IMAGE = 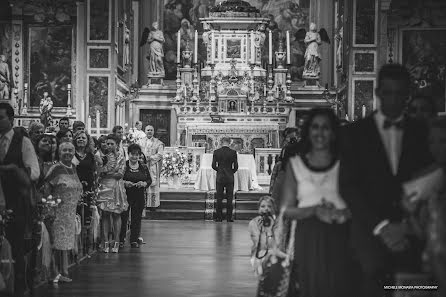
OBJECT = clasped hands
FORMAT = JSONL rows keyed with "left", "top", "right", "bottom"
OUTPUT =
{"left": 378, "top": 222, "right": 410, "bottom": 252}
{"left": 124, "top": 181, "right": 147, "bottom": 188}
{"left": 315, "top": 198, "right": 351, "bottom": 224}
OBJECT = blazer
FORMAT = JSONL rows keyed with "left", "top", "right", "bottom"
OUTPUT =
{"left": 212, "top": 146, "right": 238, "bottom": 184}
{"left": 339, "top": 114, "right": 434, "bottom": 262}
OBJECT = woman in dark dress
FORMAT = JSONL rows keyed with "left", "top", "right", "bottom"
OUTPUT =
{"left": 280, "top": 108, "right": 359, "bottom": 297}
{"left": 121, "top": 144, "right": 151, "bottom": 248}
{"left": 72, "top": 131, "right": 96, "bottom": 191}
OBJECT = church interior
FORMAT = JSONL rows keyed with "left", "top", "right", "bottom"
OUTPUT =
{"left": 0, "top": 0, "right": 445, "bottom": 296}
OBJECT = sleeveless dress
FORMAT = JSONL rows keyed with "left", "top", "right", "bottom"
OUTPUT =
{"left": 45, "top": 163, "right": 83, "bottom": 250}
{"left": 288, "top": 155, "right": 359, "bottom": 297}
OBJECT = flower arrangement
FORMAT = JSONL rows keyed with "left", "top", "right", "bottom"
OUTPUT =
{"left": 161, "top": 150, "right": 190, "bottom": 178}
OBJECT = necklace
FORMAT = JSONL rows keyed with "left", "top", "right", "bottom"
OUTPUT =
{"left": 129, "top": 161, "right": 139, "bottom": 171}
{"left": 76, "top": 150, "right": 86, "bottom": 160}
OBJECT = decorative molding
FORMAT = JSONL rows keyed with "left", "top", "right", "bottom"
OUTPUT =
{"left": 87, "top": 0, "right": 112, "bottom": 43}
{"left": 12, "top": 22, "right": 23, "bottom": 106}
{"left": 353, "top": 0, "right": 379, "bottom": 47}
{"left": 353, "top": 50, "right": 377, "bottom": 74}
{"left": 87, "top": 46, "right": 111, "bottom": 70}
{"left": 387, "top": 28, "right": 396, "bottom": 64}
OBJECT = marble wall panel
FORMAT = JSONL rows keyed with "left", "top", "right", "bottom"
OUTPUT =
{"left": 88, "top": 76, "right": 109, "bottom": 128}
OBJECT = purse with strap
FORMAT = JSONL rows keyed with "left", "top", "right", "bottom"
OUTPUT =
{"left": 256, "top": 217, "right": 297, "bottom": 297}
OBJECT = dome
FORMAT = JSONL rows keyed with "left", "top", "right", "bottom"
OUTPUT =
{"left": 209, "top": 0, "right": 260, "bottom": 14}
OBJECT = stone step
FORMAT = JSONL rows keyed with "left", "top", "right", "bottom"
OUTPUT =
{"left": 235, "top": 200, "right": 258, "bottom": 211}
{"left": 160, "top": 200, "right": 205, "bottom": 210}
{"left": 145, "top": 209, "right": 205, "bottom": 220}
{"left": 160, "top": 190, "right": 207, "bottom": 201}
{"left": 235, "top": 191, "right": 269, "bottom": 202}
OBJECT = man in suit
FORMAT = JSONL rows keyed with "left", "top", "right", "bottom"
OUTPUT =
{"left": 339, "top": 64, "right": 434, "bottom": 297}
{"left": 212, "top": 137, "right": 238, "bottom": 222}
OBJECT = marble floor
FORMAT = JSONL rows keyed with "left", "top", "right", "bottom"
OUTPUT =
{"left": 34, "top": 220, "right": 258, "bottom": 297}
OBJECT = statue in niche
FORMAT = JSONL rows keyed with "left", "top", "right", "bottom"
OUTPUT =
{"left": 0, "top": 55, "right": 11, "bottom": 100}
{"left": 39, "top": 91, "right": 53, "bottom": 128}
{"left": 296, "top": 23, "right": 330, "bottom": 79}
{"left": 228, "top": 100, "right": 237, "bottom": 112}
{"left": 141, "top": 21, "right": 165, "bottom": 81}
{"left": 254, "top": 24, "right": 266, "bottom": 64}
{"left": 123, "top": 14, "right": 131, "bottom": 66}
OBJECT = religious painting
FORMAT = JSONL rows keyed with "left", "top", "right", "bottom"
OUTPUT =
{"left": 353, "top": 0, "right": 377, "bottom": 46}
{"left": 88, "top": 76, "right": 109, "bottom": 129}
{"left": 401, "top": 28, "right": 446, "bottom": 112}
{"left": 352, "top": 78, "right": 375, "bottom": 120}
{"left": 88, "top": 0, "right": 111, "bottom": 42}
{"left": 353, "top": 51, "right": 375, "bottom": 74}
{"left": 88, "top": 47, "right": 110, "bottom": 70}
{"left": 29, "top": 26, "right": 72, "bottom": 107}
{"left": 246, "top": 0, "right": 309, "bottom": 81}
{"left": 226, "top": 39, "right": 241, "bottom": 59}
{"left": 228, "top": 100, "right": 238, "bottom": 112}
{"left": 0, "top": 23, "right": 12, "bottom": 100}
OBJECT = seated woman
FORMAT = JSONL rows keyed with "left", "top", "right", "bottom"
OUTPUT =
{"left": 279, "top": 108, "right": 358, "bottom": 297}
{"left": 97, "top": 134, "right": 128, "bottom": 253}
{"left": 248, "top": 196, "right": 278, "bottom": 276}
{"left": 120, "top": 144, "right": 152, "bottom": 248}
{"left": 43, "top": 142, "right": 83, "bottom": 283}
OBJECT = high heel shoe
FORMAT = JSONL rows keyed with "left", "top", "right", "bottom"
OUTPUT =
{"left": 103, "top": 242, "right": 110, "bottom": 253}
{"left": 112, "top": 242, "right": 119, "bottom": 253}
{"left": 53, "top": 274, "right": 61, "bottom": 283}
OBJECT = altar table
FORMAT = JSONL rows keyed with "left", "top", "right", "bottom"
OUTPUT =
{"left": 194, "top": 153, "right": 262, "bottom": 191}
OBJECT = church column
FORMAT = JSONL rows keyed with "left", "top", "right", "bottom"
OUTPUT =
{"left": 76, "top": 1, "right": 87, "bottom": 122}
{"left": 132, "top": 1, "right": 139, "bottom": 84}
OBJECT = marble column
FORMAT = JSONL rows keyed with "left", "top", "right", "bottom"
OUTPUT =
{"left": 132, "top": 1, "right": 139, "bottom": 84}
{"left": 76, "top": 1, "right": 87, "bottom": 122}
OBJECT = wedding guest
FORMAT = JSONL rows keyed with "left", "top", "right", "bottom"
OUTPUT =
{"left": 33, "top": 133, "right": 58, "bottom": 183}
{"left": 0, "top": 103, "right": 40, "bottom": 297}
{"left": 72, "top": 121, "right": 95, "bottom": 153}
{"left": 280, "top": 108, "right": 358, "bottom": 297}
{"left": 248, "top": 196, "right": 277, "bottom": 276}
{"left": 56, "top": 129, "right": 73, "bottom": 144}
{"left": 43, "top": 142, "right": 82, "bottom": 283}
{"left": 58, "top": 117, "right": 70, "bottom": 131}
{"left": 97, "top": 134, "right": 128, "bottom": 253}
{"left": 28, "top": 121, "right": 45, "bottom": 140}
{"left": 120, "top": 144, "right": 152, "bottom": 248}
{"left": 72, "top": 131, "right": 96, "bottom": 192}
{"left": 140, "top": 125, "right": 164, "bottom": 209}
{"left": 339, "top": 64, "right": 435, "bottom": 297}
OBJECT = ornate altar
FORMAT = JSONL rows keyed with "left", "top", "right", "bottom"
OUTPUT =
{"left": 171, "top": 0, "right": 295, "bottom": 152}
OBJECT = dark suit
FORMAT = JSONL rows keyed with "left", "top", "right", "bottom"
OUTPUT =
{"left": 212, "top": 146, "right": 238, "bottom": 221}
{"left": 339, "top": 114, "right": 434, "bottom": 297}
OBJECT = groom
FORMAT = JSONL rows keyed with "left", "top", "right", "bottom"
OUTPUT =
{"left": 212, "top": 137, "right": 238, "bottom": 222}
{"left": 339, "top": 64, "right": 434, "bottom": 297}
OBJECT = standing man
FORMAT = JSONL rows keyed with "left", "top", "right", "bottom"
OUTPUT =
{"left": 112, "top": 125, "right": 127, "bottom": 160}
{"left": 140, "top": 125, "right": 164, "bottom": 209}
{"left": 339, "top": 64, "right": 434, "bottom": 297}
{"left": 58, "top": 117, "right": 70, "bottom": 131}
{"left": 212, "top": 137, "right": 238, "bottom": 222}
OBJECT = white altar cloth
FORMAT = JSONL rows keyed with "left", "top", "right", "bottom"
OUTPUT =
{"left": 194, "top": 153, "right": 262, "bottom": 191}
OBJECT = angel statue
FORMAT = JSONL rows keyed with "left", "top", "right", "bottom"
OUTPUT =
{"left": 39, "top": 91, "right": 53, "bottom": 128}
{"left": 140, "top": 21, "right": 165, "bottom": 83}
{"left": 296, "top": 23, "right": 330, "bottom": 79}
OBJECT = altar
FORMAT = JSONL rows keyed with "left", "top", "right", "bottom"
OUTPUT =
{"left": 194, "top": 153, "right": 262, "bottom": 191}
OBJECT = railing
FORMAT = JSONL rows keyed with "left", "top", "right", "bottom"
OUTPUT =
{"left": 254, "top": 148, "right": 282, "bottom": 176}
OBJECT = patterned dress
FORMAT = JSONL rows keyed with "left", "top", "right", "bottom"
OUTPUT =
{"left": 139, "top": 137, "right": 164, "bottom": 207}
{"left": 97, "top": 151, "right": 128, "bottom": 214}
{"left": 44, "top": 162, "right": 83, "bottom": 250}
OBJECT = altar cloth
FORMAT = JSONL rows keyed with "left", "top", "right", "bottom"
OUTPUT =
{"left": 194, "top": 153, "right": 262, "bottom": 192}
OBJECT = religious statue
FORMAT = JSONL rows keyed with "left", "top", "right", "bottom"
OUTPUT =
{"left": 254, "top": 24, "right": 266, "bottom": 65}
{"left": 39, "top": 91, "right": 53, "bottom": 128}
{"left": 123, "top": 14, "right": 131, "bottom": 66}
{"left": 140, "top": 21, "right": 165, "bottom": 82}
{"left": 296, "top": 23, "right": 330, "bottom": 79}
{"left": 228, "top": 100, "right": 237, "bottom": 112}
{"left": 202, "top": 22, "right": 212, "bottom": 63}
{"left": 0, "top": 55, "right": 11, "bottom": 100}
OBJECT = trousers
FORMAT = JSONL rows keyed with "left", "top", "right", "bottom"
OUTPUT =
{"left": 216, "top": 181, "right": 234, "bottom": 220}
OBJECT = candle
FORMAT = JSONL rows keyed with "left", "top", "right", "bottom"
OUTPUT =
{"left": 211, "top": 32, "right": 215, "bottom": 64}
{"left": 345, "top": 114, "right": 349, "bottom": 121}
{"left": 194, "top": 30, "right": 198, "bottom": 64}
{"left": 286, "top": 31, "right": 290, "bottom": 64}
{"left": 96, "top": 109, "right": 100, "bottom": 130}
{"left": 67, "top": 83, "right": 71, "bottom": 90}
{"left": 268, "top": 30, "right": 272, "bottom": 65}
{"left": 177, "top": 30, "right": 181, "bottom": 63}
{"left": 24, "top": 83, "right": 28, "bottom": 89}
{"left": 251, "top": 31, "right": 255, "bottom": 64}
{"left": 362, "top": 104, "right": 366, "bottom": 118}
{"left": 183, "top": 86, "right": 187, "bottom": 97}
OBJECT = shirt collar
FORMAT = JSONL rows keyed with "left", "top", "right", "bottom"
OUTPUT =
{"left": 375, "top": 109, "right": 404, "bottom": 126}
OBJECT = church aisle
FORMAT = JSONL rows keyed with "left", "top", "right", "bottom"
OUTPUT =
{"left": 35, "top": 220, "right": 258, "bottom": 297}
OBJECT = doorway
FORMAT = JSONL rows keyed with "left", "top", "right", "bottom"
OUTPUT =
{"left": 140, "top": 109, "right": 170, "bottom": 146}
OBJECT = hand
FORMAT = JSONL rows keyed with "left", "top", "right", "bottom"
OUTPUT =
{"left": 139, "top": 181, "right": 147, "bottom": 188}
{"left": 402, "top": 193, "right": 420, "bottom": 213}
{"left": 124, "top": 181, "right": 134, "bottom": 188}
{"left": 379, "top": 222, "right": 409, "bottom": 252}
{"left": 315, "top": 205, "right": 334, "bottom": 224}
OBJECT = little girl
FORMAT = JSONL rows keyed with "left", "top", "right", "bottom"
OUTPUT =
{"left": 248, "top": 196, "right": 278, "bottom": 276}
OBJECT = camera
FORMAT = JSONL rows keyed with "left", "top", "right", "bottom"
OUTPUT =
{"left": 261, "top": 212, "right": 272, "bottom": 227}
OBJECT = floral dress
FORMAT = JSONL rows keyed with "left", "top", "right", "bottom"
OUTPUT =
{"left": 44, "top": 163, "right": 83, "bottom": 250}
{"left": 97, "top": 151, "right": 128, "bottom": 214}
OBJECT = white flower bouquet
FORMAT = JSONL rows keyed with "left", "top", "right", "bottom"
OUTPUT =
{"left": 161, "top": 149, "right": 190, "bottom": 178}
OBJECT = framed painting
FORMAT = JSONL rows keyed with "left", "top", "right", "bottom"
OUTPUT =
{"left": 87, "top": 0, "right": 111, "bottom": 42}
{"left": 226, "top": 39, "right": 242, "bottom": 59}
{"left": 88, "top": 75, "right": 109, "bottom": 129}
{"left": 351, "top": 78, "right": 376, "bottom": 120}
{"left": 87, "top": 46, "right": 111, "bottom": 70}
{"left": 28, "top": 26, "right": 72, "bottom": 107}
{"left": 0, "top": 22, "right": 12, "bottom": 100}
{"left": 400, "top": 28, "right": 446, "bottom": 112}
{"left": 353, "top": 0, "right": 378, "bottom": 47}
{"left": 353, "top": 50, "right": 376, "bottom": 74}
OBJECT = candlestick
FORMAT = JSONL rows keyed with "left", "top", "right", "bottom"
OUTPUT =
{"left": 177, "top": 30, "right": 181, "bottom": 64}
{"left": 286, "top": 31, "right": 290, "bottom": 64}
{"left": 251, "top": 31, "right": 255, "bottom": 64}
{"left": 194, "top": 30, "right": 198, "bottom": 64}
{"left": 268, "top": 30, "right": 272, "bottom": 65}
{"left": 362, "top": 104, "right": 366, "bottom": 118}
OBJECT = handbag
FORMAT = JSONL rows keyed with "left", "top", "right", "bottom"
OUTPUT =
{"left": 256, "top": 217, "right": 297, "bottom": 297}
